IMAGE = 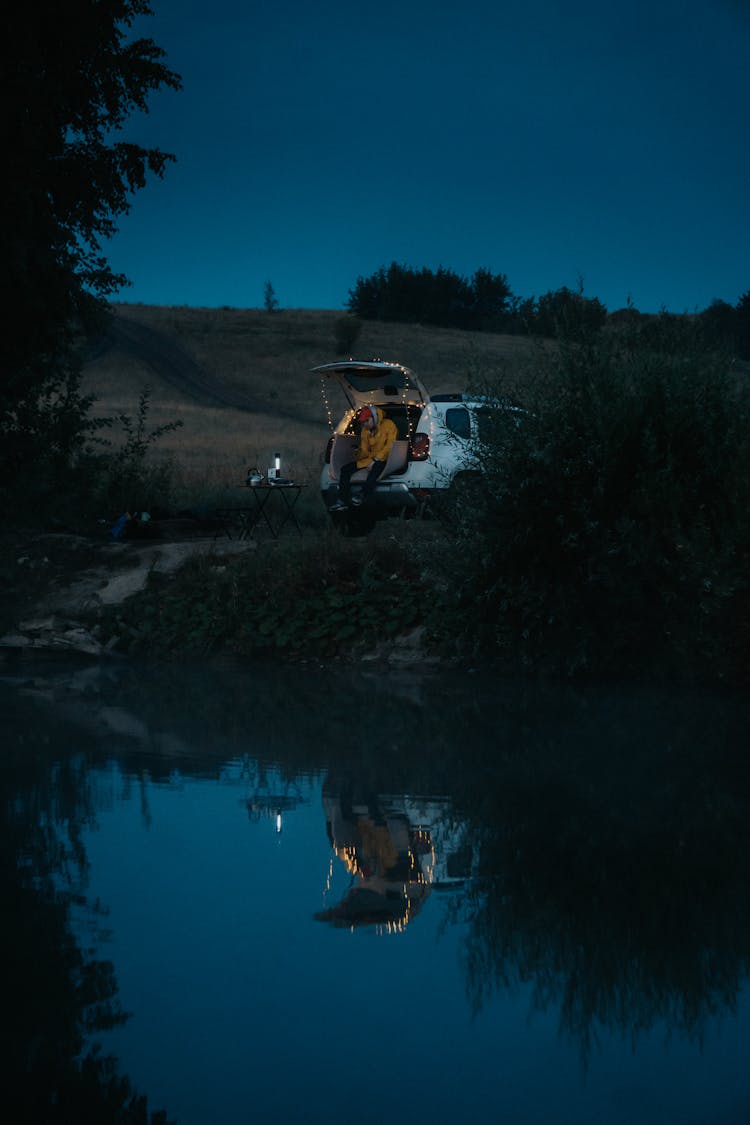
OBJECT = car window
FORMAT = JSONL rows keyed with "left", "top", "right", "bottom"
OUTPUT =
{"left": 445, "top": 407, "right": 471, "bottom": 439}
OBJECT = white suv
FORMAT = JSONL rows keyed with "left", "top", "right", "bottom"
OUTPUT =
{"left": 313, "top": 360, "right": 494, "bottom": 524}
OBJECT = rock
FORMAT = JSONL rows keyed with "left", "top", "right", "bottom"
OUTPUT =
{"left": 18, "top": 615, "right": 57, "bottom": 632}
{"left": 0, "top": 633, "right": 32, "bottom": 648}
{"left": 0, "top": 625, "right": 105, "bottom": 657}
{"left": 1, "top": 534, "right": 257, "bottom": 662}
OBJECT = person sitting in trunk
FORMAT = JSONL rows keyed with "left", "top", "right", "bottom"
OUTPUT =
{"left": 330, "top": 405, "right": 398, "bottom": 511}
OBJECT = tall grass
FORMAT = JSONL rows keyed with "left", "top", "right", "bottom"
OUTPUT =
{"left": 438, "top": 317, "right": 750, "bottom": 681}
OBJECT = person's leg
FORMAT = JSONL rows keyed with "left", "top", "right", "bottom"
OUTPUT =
{"left": 351, "top": 460, "right": 385, "bottom": 505}
{"left": 362, "top": 459, "right": 385, "bottom": 496}
{"left": 337, "top": 461, "right": 356, "bottom": 505}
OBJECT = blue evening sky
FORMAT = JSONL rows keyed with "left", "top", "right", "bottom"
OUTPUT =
{"left": 107, "top": 0, "right": 750, "bottom": 315}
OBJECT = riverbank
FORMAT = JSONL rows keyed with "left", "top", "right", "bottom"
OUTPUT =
{"left": 2, "top": 517, "right": 747, "bottom": 689}
{"left": 0, "top": 522, "right": 249, "bottom": 661}
{"left": 0, "top": 521, "right": 442, "bottom": 669}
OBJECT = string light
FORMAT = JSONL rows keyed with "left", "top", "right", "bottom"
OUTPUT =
{"left": 319, "top": 376, "right": 336, "bottom": 434}
{"left": 318, "top": 363, "right": 426, "bottom": 439}
{"left": 323, "top": 856, "right": 334, "bottom": 896}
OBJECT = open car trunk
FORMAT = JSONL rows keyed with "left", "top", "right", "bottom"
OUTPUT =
{"left": 325, "top": 402, "right": 422, "bottom": 482}
{"left": 313, "top": 361, "right": 429, "bottom": 485}
{"left": 312, "top": 360, "right": 428, "bottom": 410}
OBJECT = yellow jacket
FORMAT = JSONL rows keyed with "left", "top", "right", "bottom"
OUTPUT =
{"left": 356, "top": 407, "right": 398, "bottom": 469}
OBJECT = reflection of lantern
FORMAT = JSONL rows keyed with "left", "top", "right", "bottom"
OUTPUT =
{"left": 275, "top": 810, "right": 282, "bottom": 834}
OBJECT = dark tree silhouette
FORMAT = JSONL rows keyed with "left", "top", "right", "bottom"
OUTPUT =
{"left": 736, "top": 290, "right": 750, "bottom": 360}
{"left": 1, "top": 1, "right": 181, "bottom": 489}
{"left": 347, "top": 262, "right": 514, "bottom": 331}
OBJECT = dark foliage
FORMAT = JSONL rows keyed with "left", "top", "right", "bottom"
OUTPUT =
{"left": 737, "top": 290, "right": 750, "bottom": 360}
{"left": 530, "top": 285, "right": 608, "bottom": 336}
{"left": 347, "top": 262, "right": 513, "bottom": 331}
{"left": 1, "top": 1, "right": 181, "bottom": 497}
{"left": 347, "top": 262, "right": 611, "bottom": 337}
{"left": 333, "top": 314, "right": 363, "bottom": 355}
{"left": 2, "top": 701, "right": 173, "bottom": 1122}
{"left": 347, "top": 266, "right": 750, "bottom": 368}
{"left": 437, "top": 316, "right": 750, "bottom": 681}
{"left": 453, "top": 687, "right": 750, "bottom": 1061}
{"left": 98, "top": 535, "right": 426, "bottom": 657}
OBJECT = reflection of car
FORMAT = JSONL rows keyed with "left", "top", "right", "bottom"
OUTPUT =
{"left": 314, "top": 790, "right": 473, "bottom": 934}
{"left": 313, "top": 359, "right": 498, "bottom": 524}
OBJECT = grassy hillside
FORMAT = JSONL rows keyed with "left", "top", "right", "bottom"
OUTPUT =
{"left": 81, "top": 303, "right": 537, "bottom": 494}
{"left": 77, "top": 303, "right": 750, "bottom": 683}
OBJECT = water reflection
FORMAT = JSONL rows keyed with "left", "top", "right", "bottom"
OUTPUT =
{"left": 3, "top": 660, "right": 750, "bottom": 1123}
{"left": 315, "top": 789, "right": 470, "bottom": 932}
{"left": 452, "top": 684, "right": 750, "bottom": 1065}
{"left": 2, "top": 676, "right": 172, "bottom": 1123}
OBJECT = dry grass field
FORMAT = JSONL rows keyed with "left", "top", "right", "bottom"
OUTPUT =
{"left": 81, "top": 303, "right": 537, "bottom": 503}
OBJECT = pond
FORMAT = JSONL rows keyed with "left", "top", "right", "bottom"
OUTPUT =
{"left": 4, "top": 660, "right": 750, "bottom": 1124}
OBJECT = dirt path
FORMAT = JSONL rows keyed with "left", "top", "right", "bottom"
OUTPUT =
{"left": 94, "top": 314, "right": 263, "bottom": 409}
{"left": 0, "top": 527, "right": 253, "bottom": 660}
{"left": 89, "top": 312, "right": 316, "bottom": 425}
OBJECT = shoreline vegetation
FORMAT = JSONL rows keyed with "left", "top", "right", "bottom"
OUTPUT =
{"left": 4, "top": 303, "right": 749, "bottom": 687}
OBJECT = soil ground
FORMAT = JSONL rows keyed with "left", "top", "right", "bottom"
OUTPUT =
{"left": 0, "top": 520, "right": 253, "bottom": 655}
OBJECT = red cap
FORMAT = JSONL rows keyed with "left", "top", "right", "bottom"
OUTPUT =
{"left": 357, "top": 406, "right": 374, "bottom": 423}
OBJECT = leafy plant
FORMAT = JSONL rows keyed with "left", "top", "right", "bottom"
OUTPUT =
{"left": 99, "top": 533, "right": 426, "bottom": 658}
{"left": 333, "top": 315, "right": 363, "bottom": 355}
{"left": 87, "top": 387, "right": 184, "bottom": 516}
{"left": 441, "top": 317, "right": 750, "bottom": 681}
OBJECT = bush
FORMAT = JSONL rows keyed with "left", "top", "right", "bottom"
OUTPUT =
{"left": 333, "top": 315, "right": 363, "bottom": 356}
{"left": 347, "top": 262, "right": 513, "bottom": 330}
{"left": 440, "top": 318, "right": 750, "bottom": 681}
{"left": 80, "top": 388, "right": 183, "bottom": 520}
{"left": 99, "top": 531, "right": 427, "bottom": 658}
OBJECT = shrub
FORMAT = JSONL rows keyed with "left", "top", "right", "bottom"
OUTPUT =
{"left": 440, "top": 318, "right": 750, "bottom": 681}
{"left": 99, "top": 532, "right": 427, "bottom": 658}
{"left": 333, "top": 315, "right": 363, "bottom": 356}
{"left": 263, "top": 280, "right": 279, "bottom": 312}
{"left": 346, "top": 262, "right": 513, "bottom": 330}
{"left": 82, "top": 387, "right": 183, "bottom": 518}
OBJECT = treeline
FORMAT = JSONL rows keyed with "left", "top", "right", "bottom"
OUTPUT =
{"left": 347, "top": 262, "right": 750, "bottom": 357}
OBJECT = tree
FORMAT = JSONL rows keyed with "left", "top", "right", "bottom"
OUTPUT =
{"left": 469, "top": 267, "right": 513, "bottom": 330}
{"left": 263, "top": 280, "right": 279, "bottom": 312}
{"left": 1, "top": 1, "right": 181, "bottom": 493}
{"left": 333, "top": 315, "right": 362, "bottom": 355}
{"left": 699, "top": 298, "right": 737, "bottom": 351}
{"left": 347, "top": 262, "right": 514, "bottom": 330}
{"left": 532, "top": 286, "right": 608, "bottom": 337}
{"left": 736, "top": 290, "right": 750, "bottom": 360}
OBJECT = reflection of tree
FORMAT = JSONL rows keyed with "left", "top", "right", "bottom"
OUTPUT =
{"left": 2, "top": 691, "right": 173, "bottom": 1123}
{"left": 453, "top": 693, "right": 750, "bottom": 1063}
{"left": 7, "top": 662, "right": 750, "bottom": 1072}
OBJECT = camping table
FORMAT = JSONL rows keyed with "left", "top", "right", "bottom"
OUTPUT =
{"left": 215, "top": 484, "right": 304, "bottom": 540}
